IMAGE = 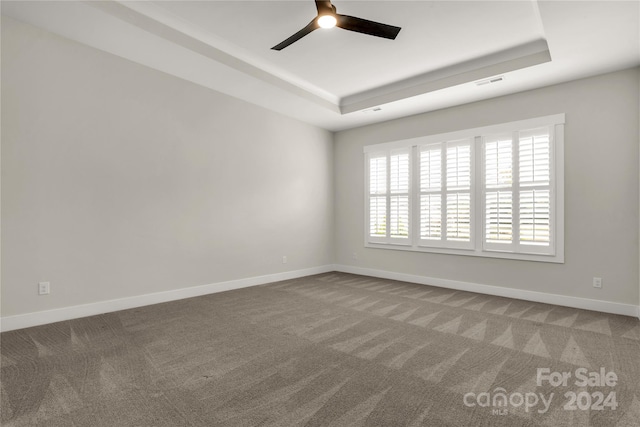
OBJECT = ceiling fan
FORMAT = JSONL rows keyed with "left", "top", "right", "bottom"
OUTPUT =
{"left": 271, "top": 0, "right": 401, "bottom": 51}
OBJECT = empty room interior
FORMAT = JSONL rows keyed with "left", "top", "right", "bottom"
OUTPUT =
{"left": 2, "top": 1, "right": 640, "bottom": 426}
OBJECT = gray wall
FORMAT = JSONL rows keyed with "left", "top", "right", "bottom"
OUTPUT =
{"left": 335, "top": 68, "right": 640, "bottom": 305}
{"left": 3, "top": 16, "right": 639, "bottom": 319}
{"left": 1, "top": 17, "right": 334, "bottom": 317}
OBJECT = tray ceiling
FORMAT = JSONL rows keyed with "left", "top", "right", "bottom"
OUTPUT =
{"left": 2, "top": 1, "right": 639, "bottom": 131}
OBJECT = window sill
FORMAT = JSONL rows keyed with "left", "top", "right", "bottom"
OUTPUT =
{"left": 364, "top": 242, "right": 564, "bottom": 263}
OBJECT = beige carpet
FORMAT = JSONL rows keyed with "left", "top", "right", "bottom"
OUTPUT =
{"left": 1, "top": 272, "right": 639, "bottom": 426}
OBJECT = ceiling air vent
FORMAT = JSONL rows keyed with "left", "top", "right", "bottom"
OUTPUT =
{"left": 475, "top": 76, "right": 505, "bottom": 86}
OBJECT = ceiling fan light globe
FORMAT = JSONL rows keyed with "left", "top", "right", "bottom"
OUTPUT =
{"left": 318, "top": 15, "right": 337, "bottom": 29}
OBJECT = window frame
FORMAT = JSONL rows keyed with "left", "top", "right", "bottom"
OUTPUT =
{"left": 415, "top": 139, "right": 476, "bottom": 250}
{"left": 363, "top": 114, "right": 565, "bottom": 263}
{"left": 365, "top": 148, "right": 413, "bottom": 246}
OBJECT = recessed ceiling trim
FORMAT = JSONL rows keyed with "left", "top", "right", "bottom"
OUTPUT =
{"left": 86, "top": 1, "right": 552, "bottom": 118}
{"left": 2, "top": 1, "right": 556, "bottom": 119}
{"left": 3, "top": 1, "right": 637, "bottom": 132}
{"left": 90, "top": 0, "right": 341, "bottom": 113}
{"left": 340, "top": 39, "right": 551, "bottom": 114}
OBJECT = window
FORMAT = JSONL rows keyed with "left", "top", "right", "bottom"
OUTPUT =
{"left": 418, "top": 139, "right": 474, "bottom": 250}
{"left": 367, "top": 149, "right": 411, "bottom": 245}
{"left": 364, "top": 114, "right": 564, "bottom": 263}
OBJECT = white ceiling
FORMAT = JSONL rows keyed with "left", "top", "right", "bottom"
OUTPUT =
{"left": 154, "top": 1, "right": 545, "bottom": 97}
{"left": 2, "top": 1, "right": 639, "bottom": 131}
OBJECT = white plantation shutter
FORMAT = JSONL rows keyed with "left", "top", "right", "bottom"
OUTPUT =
{"left": 368, "top": 154, "right": 387, "bottom": 240}
{"left": 369, "top": 155, "right": 387, "bottom": 195}
{"left": 446, "top": 143, "right": 471, "bottom": 189}
{"left": 446, "top": 193, "right": 471, "bottom": 241}
{"left": 365, "top": 114, "right": 562, "bottom": 262}
{"left": 485, "top": 191, "right": 513, "bottom": 242}
{"left": 445, "top": 141, "right": 473, "bottom": 248}
{"left": 520, "top": 130, "right": 550, "bottom": 185}
{"left": 418, "top": 140, "right": 473, "bottom": 249}
{"left": 419, "top": 145, "right": 442, "bottom": 240}
{"left": 484, "top": 135, "right": 514, "bottom": 248}
{"left": 420, "top": 194, "right": 442, "bottom": 239}
{"left": 520, "top": 190, "right": 550, "bottom": 245}
{"left": 518, "top": 128, "right": 552, "bottom": 251}
{"left": 366, "top": 149, "right": 411, "bottom": 244}
{"left": 390, "top": 151, "right": 410, "bottom": 239}
{"left": 482, "top": 127, "right": 554, "bottom": 255}
{"left": 369, "top": 197, "right": 386, "bottom": 237}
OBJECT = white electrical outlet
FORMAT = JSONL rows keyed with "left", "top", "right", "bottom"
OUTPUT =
{"left": 352, "top": 252, "right": 358, "bottom": 260}
{"left": 38, "top": 282, "right": 50, "bottom": 295}
{"left": 593, "top": 277, "right": 602, "bottom": 288}
{"left": 282, "top": 255, "right": 287, "bottom": 264}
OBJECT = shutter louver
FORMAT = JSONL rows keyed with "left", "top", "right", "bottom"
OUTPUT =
{"left": 446, "top": 143, "right": 472, "bottom": 243}
{"left": 447, "top": 193, "right": 471, "bottom": 240}
{"left": 420, "top": 147, "right": 441, "bottom": 190}
{"left": 447, "top": 145, "right": 471, "bottom": 189}
{"left": 520, "top": 190, "right": 550, "bottom": 245}
{"left": 369, "top": 156, "right": 387, "bottom": 238}
{"left": 369, "top": 156, "right": 386, "bottom": 195}
{"left": 419, "top": 146, "right": 442, "bottom": 240}
{"left": 420, "top": 195, "right": 441, "bottom": 239}
{"left": 520, "top": 132, "right": 550, "bottom": 186}
{"left": 390, "top": 152, "right": 410, "bottom": 238}
{"left": 369, "top": 197, "right": 386, "bottom": 237}
{"left": 390, "top": 196, "right": 409, "bottom": 237}
{"left": 519, "top": 129, "right": 551, "bottom": 247}
{"left": 484, "top": 138, "right": 513, "bottom": 244}
{"left": 485, "top": 191, "right": 513, "bottom": 243}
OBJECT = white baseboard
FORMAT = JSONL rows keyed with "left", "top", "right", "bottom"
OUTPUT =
{"left": 3, "top": 264, "right": 637, "bottom": 332}
{"left": 0, "top": 265, "right": 336, "bottom": 332}
{"left": 335, "top": 265, "right": 640, "bottom": 318}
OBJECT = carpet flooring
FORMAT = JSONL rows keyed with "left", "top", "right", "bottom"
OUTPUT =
{"left": 1, "top": 272, "right": 639, "bottom": 426}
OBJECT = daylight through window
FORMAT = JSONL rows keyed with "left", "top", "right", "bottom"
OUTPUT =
{"left": 364, "top": 115, "right": 564, "bottom": 263}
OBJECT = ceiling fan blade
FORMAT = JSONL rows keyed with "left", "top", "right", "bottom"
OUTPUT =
{"left": 315, "top": 0, "right": 334, "bottom": 16}
{"left": 271, "top": 19, "right": 319, "bottom": 50}
{"left": 336, "top": 14, "right": 401, "bottom": 40}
